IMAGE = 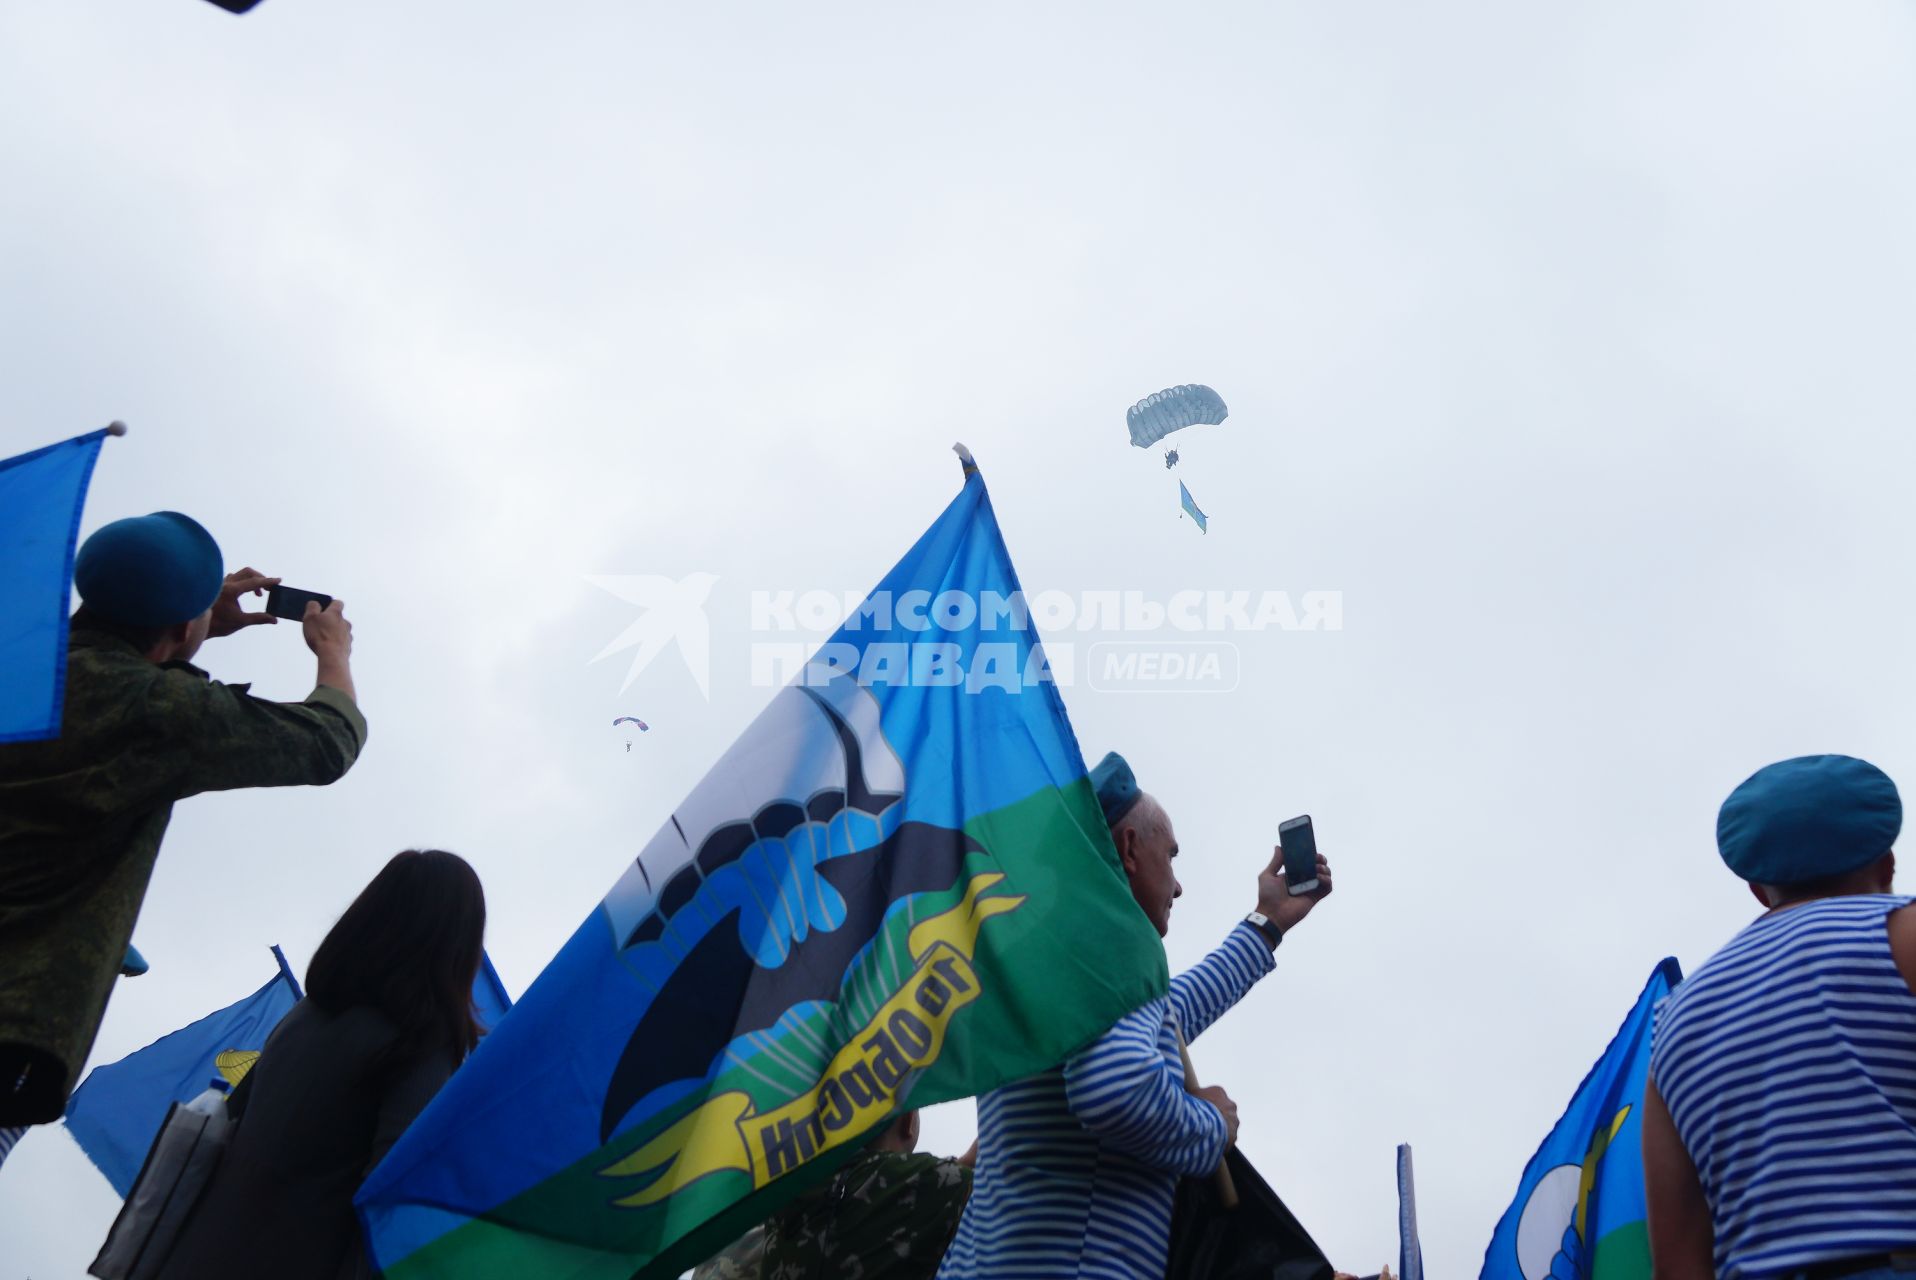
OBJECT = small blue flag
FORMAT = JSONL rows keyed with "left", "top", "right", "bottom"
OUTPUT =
{"left": 473, "top": 952, "right": 512, "bottom": 1032}
{"left": 65, "top": 946, "right": 303, "bottom": 1196}
{"left": 65, "top": 947, "right": 513, "bottom": 1196}
{"left": 1178, "top": 480, "right": 1208, "bottom": 533}
{"left": 0, "top": 427, "right": 117, "bottom": 742}
{"left": 1479, "top": 958, "right": 1682, "bottom": 1280}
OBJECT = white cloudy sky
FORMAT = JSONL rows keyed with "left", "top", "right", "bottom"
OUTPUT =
{"left": 7, "top": 1, "right": 1916, "bottom": 1276}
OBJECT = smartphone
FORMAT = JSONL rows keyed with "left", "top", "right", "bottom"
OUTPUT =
{"left": 1278, "top": 814, "right": 1318, "bottom": 896}
{"left": 264, "top": 585, "right": 334, "bottom": 622}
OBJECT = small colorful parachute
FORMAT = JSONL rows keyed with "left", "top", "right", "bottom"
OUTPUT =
{"left": 613, "top": 717, "right": 649, "bottom": 732}
{"left": 1127, "top": 384, "right": 1228, "bottom": 449}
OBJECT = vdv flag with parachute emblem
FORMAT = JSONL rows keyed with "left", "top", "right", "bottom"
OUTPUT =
{"left": 1479, "top": 958, "right": 1683, "bottom": 1280}
{"left": 0, "top": 426, "right": 117, "bottom": 743}
{"left": 356, "top": 451, "right": 1170, "bottom": 1279}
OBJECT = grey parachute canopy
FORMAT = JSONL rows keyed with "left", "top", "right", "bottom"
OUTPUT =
{"left": 1127, "top": 384, "right": 1228, "bottom": 449}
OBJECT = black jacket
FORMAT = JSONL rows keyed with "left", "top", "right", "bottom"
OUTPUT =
{"left": 158, "top": 999, "right": 455, "bottom": 1280}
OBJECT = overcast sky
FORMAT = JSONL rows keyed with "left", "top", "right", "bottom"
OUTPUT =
{"left": 7, "top": 1, "right": 1916, "bottom": 1276}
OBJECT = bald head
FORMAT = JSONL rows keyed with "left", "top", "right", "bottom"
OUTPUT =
{"left": 1111, "top": 793, "right": 1181, "bottom": 936}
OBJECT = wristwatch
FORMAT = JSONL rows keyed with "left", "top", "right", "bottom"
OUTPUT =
{"left": 1244, "top": 911, "right": 1283, "bottom": 949}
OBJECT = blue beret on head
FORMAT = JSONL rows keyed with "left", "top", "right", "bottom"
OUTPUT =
{"left": 1090, "top": 751, "right": 1143, "bottom": 827}
{"left": 74, "top": 511, "right": 224, "bottom": 627}
{"left": 1717, "top": 754, "right": 1902, "bottom": 885}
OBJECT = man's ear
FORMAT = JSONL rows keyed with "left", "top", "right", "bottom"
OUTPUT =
{"left": 143, "top": 620, "right": 192, "bottom": 662}
{"left": 1879, "top": 849, "right": 1896, "bottom": 893}
{"left": 1748, "top": 881, "right": 1774, "bottom": 910}
{"left": 1114, "top": 824, "right": 1138, "bottom": 875}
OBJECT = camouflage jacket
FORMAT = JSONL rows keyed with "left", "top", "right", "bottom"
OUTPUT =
{"left": 759, "top": 1150, "right": 972, "bottom": 1280}
{"left": 0, "top": 628, "right": 366, "bottom": 1117}
{"left": 694, "top": 1224, "right": 767, "bottom": 1280}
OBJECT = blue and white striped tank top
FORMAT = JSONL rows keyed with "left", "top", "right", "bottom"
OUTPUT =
{"left": 937, "top": 924, "right": 1273, "bottom": 1280}
{"left": 1649, "top": 894, "right": 1916, "bottom": 1279}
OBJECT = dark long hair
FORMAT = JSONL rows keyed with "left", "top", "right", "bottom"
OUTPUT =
{"left": 306, "top": 850, "right": 486, "bottom": 1063}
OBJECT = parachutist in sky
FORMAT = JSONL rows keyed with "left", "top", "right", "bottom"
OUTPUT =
{"left": 1164, "top": 449, "right": 1179, "bottom": 469}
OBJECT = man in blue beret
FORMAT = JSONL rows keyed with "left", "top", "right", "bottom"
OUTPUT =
{"left": 1643, "top": 755, "right": 1916, "bottom": 1280}
{"left": 939, "top": 751, "right": 1334, "bottom": 1280}
{"left": 0, "top": 512, "right": 367, "bottom": 1127}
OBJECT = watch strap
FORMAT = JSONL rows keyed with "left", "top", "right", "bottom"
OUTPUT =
{"left": 1245, "top": 911, "right": 1283, "bottom": 949}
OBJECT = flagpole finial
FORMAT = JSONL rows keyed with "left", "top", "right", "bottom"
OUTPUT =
{"left": 952, "top": 442, "right": 978, "bottom": 478}
{"left": 105, "top": 421, "right": 127, "bottom": 437}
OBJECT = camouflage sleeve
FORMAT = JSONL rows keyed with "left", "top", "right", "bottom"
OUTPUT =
{"left": 163, "top": 673, "right": 368, "bottom": 798}
{"left": 693, "top": 1224, "right": 767, "bottom": 1280}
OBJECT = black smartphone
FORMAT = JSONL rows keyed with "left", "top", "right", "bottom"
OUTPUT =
{"left": 1278, "top": 814, "right": 1318, "bottom": 896}
{"left": 264, "top": 585, "right": 333, "bottom": 621}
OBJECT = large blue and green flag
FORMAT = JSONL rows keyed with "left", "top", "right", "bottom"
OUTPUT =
{"left": 1479, "top": 958, "right": 1682, "bottom": 1280}
{"left": 357, "top": 454, "right": 1170, "bottom": 1279}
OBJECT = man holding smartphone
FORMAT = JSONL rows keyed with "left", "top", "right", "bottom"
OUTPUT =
{"left": 0, "top": 511, "right": 367, "bottom": 1128}
{"left": 938, "top": 751, "right": 1333, "bottom": 1280}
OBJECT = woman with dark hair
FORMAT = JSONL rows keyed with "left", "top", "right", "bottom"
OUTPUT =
{"left": 159, "top": 850, "right": 486, "bottom": 1280}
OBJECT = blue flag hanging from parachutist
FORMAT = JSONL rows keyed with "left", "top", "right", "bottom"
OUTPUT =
{"left": 1179, "top": 481, "right": 1208, "bottom": 533}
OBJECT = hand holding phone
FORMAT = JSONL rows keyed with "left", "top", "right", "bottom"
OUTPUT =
{"left": 1255, "top": 815, "right": 1333, "bottom": 934}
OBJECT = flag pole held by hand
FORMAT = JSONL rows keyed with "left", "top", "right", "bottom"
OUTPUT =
{"left": 1177, "top": 1031, "right": 1238, "bottom": 1210}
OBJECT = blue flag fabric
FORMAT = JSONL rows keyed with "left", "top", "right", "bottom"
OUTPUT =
{"left": 473, "top": 952, "right": 513, "bottom": 1032}
{"left": 1178, "top": 480, "right": 1208, "bottom": 533}
{"left": 356, "top": 456, "right": 1170, "bottom": 1280}
{"left": 1479, "top": 958, "right": 1682, "bottom": 1280}
{"left": 0, "top": 428, "right": 114, "bottom": 742}
{"left": 65, "top": 948, "right": 512, "bottom": 1197}
{"left": 65, "top": 949, "right": 303, "bottom": 1196}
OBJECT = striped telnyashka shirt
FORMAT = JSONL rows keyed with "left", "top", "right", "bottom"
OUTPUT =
{"left": 937, "top": 923, "right": 1275, "bottom": 1280}
{"left": 1649, "top": 893, "right": 1916, "bottom": 1280}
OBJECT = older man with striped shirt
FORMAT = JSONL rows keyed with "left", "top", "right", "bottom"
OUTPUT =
{"left": 937, "top": 752, "right": 1333, "bottom": 1280}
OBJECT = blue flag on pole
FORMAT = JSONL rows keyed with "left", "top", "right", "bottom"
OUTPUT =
{"left": 356, "top": 449, "right": 1169, "bottom": 1280}
{"left": 65, "top": 947, "right": 303, "bottom": 1196}
{"left": 65, "top": 948, "right": 512, "bottom": 1196}
{"left": 1479, "top": 958, "right": 1682, "bottom": 1280}
{"left": 0, "top": 427, "right": 116, "bottom": 742}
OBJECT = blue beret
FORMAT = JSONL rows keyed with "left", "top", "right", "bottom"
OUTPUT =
{"left": 1090, "top": 751, "right": 1143, "bottom": 826}
{"left": 74, "top": 511, "right": 223, "bottom": 627}
{"left": 1717, "top": 755, "right": 1902, "bottom": 885}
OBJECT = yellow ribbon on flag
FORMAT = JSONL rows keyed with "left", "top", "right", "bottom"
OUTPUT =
{"left": 600, "top": 873, "right": 1022, "bottom": 1206}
